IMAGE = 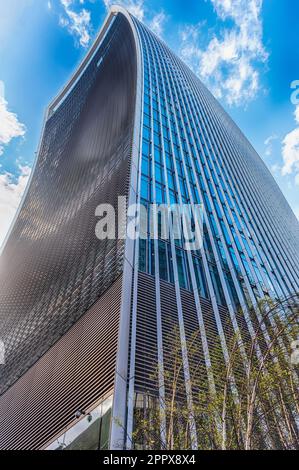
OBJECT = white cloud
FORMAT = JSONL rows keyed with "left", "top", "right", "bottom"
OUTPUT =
{"left": 103, "top": 0, "right": 145, "bottom": 21}
{"left": 0, "top": 165, "right": 31, "bottom": 248}
{"left": 59, "top": 0, "right": 92, "bottom": 47}
{"left": 264, "top": 135, "right": 278, "bottom": 146}
{"left": 180, "top": 0, "right": 268, "bottom": 106}
{"left": 148, "top": 11, "right": 167, "bottom": 37}
{"left": 264, "top": 134, "right": 278, "bottom": 157}
{"left": 0, "top": 81, "right": 26, "bottom": 156}
{"left": 103, "top": 1, "right": 167, "bottom": 36}
{"left": 270, "top": 163, "right": 281, "bottom": 174}
{"left": 281, "top": 104, "right": 299, "bottom": 182}
{"left": 55, "top": 1, "right": 167, "bottom": 47}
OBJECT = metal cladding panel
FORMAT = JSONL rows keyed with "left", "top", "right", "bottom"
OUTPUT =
{"left": 134, "top": 273, "right": 158, "bottom": 392}
{"left": 0, "top": 275, "right": 122, "bottom": 450}
{"left": 134, "top": 272, "right": 230, "bottom": 394}
{"left": 0, "top": 14, "right": 137, "bottom": 395}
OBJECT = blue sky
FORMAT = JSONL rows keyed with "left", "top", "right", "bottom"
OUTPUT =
{"left": 0, "top": 0, "right": 298, "bottom": 245}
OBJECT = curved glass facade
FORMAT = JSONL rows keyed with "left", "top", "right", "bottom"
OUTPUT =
{"left": 122, "top": 12, "right": 299, "bottom": 449}
{"left": 134, "top": 19, "right": 299, "bottom": 306}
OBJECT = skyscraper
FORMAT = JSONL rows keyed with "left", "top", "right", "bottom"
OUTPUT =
{"left": 0, "top": 5, "right": 298, "bottom": 450}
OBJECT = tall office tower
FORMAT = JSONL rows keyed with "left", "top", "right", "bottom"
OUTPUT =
{"left": 0, "top": 6, "right": 298, "bottom": 450}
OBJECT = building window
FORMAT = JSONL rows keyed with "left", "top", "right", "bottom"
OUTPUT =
{"left": 193, "top": 256, "right": 208, "bottom": 298}
{"left": 158, "top": 241, "right": 168, "bottom": 281}
{"left": 46, "top": 395, "right": 113, "bottom": 450}
{"left": 176, "top": 248, "right": 187, "bottom": 289}
{"left": 139, "top": 239, "right": 147, "bottom": 272}
{"left": 210, "top": 265, "right": 226, "bottom": 306}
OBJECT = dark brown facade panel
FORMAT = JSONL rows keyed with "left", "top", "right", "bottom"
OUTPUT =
{"left": 0, "top": 13, "right": 137, "bottom": 395}
{"left": 135, "top": 273, "right": 158, "bottom": 393}
{"left": 0, "top": 275, "right": 122, "bottom": 450}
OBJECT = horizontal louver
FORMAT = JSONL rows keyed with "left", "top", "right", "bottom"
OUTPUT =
{"left": 0, "top": 276, "right": 122, "bottom": 450}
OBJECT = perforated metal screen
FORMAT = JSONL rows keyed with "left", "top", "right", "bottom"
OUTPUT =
{"left": 0, "top": 13, "right": 137, "bottom": 395}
